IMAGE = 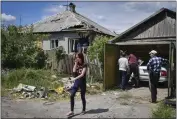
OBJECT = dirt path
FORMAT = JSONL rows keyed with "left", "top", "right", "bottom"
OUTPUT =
{"left": 2, "top": 85, "right": 168, "bottom": 118}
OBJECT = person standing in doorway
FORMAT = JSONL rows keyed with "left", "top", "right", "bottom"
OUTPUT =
{"left": 118, "top": 52, "right": 129, "bottom": 90}
{"left": 127, "top": 53, "right": 140, "bottom": 88}
{"left": 66, "top": 52, "right": 87, "bottom": 116}
{"left": 147, "top": 50, "right": 168, "bottom": 103}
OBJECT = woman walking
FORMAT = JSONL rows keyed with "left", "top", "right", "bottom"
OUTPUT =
{"left": 67, "top": 52, "right": 87, "bottom": 116}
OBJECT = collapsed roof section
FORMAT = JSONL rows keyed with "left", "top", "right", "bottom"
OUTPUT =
{"left": 29, "top": 4, "right": 116, "bottom": 36}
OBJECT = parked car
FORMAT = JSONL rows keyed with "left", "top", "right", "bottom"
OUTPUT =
{"left": 138, "top": 66, "right": 168, "bottom": 83}
{"left": 130, "top": 60, "right": 168, "bottom": 83}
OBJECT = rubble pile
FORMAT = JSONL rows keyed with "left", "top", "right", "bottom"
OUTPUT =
{"left": 10, "top": 76, "right": 103, "bottom": 100}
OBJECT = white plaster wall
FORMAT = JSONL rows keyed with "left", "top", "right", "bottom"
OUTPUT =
{"left": 42, "top": 32, "right": 80, "bottom": 54}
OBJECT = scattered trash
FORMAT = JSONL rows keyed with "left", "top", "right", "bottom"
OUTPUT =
{"left": 36, "top": 87, "right": 48, "bottom": 98}
{"left": 114, "top": 92, "right": 119, "bottom": 95}
{"left": 43, "top": 101, "right": 55, "bottom": 105}
{"left": 76, "top": 92, "right": 80, "bottom": 96}
{"left": 63, "top": 77, "right": 74, "bottom": 91}
{"left": 51, "top": 75, "right": 57, "bottom": 79}
{"left": 102, "top": 93, "right": 106, "bottom": 96}
{"left": 13, "top": 83, "right": 36, "bottom": 92}
{"left": 12, "top": 83, "right": 49, "bottom": 99}
{"left": 55, "top": 87, "right": 64, "bottom": 94}
{"left": 86, "top": 84, "right": 91, "bottom": 88}
{"left": 10, "top": 79, "right": 103, "bottom": 100}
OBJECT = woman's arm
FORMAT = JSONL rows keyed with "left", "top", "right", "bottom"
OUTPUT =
{"left": 73, "top": 61, "right": 78, "bottom": 72}
{"left": 72, "top": 67, "right": 86, "bottom": 81}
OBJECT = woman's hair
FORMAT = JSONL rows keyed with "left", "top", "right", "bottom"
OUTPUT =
{"left": 77, "top": 52, "right": 85, "bottom": 65}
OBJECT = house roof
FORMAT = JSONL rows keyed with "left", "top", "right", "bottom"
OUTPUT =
{"left": 109, "top": 8, "right": 176, "bottom": 43}
{"left": 30, "top": 10, "right": 117, "bottom": 36}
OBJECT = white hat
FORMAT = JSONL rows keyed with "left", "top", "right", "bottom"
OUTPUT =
{"left": 149, "top": 50, "right": 157, "bottom": 54}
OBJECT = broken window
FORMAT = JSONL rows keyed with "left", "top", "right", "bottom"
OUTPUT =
{"left": 70, "top": 38, "right": 89, "bottom": 53}
{"left": 51, "top": 39, "right": 59, "bottom": 49}
{"left": 51, "top": 40, "right": 54, "bottom": 49}
{"left": 55, "top": 40, "right": 58, "bottom": 48}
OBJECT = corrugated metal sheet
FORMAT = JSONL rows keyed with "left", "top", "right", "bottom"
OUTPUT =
{"left": 31, "top": 11, "right": 116, "bottom": 36}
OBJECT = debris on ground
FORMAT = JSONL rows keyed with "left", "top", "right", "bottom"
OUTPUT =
{"left": 9, "top": 77, "right": 103, "bottom": 100}
{"left": 12, "top": 84, "right": 49, "bottom": 99}
{"left": 51, "top": 75, "right": 57, "bottom": 79}
{"left": 54, "top": 87, "right": 64, "bottom": 94}
{"left": 13, "top": 83, "right": 36, "bottom": 92}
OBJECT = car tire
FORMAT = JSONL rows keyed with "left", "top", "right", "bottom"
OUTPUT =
{"left": 164, "top": 81, "right": 168, "bottom": 88}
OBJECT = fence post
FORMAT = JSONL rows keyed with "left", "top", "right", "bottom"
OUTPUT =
{"left": 96, "top": 53, "right": 103, "bottom": 80}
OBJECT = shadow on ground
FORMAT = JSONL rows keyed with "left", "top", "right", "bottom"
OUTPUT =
{"left": 139, "top": 81, "right": 168, "bottom": 89}
{"left": 85, "top": 108, "right": 109, "bottom": 114}
{"left": 67, "top": 108, "right": 109, "bottom": 119}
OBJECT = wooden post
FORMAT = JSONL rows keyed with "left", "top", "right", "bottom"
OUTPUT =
{"left": 96, "top": 53, "right": 103, "bottom": 80}
{"left": 170, "top": 42, "right": 174, "bottom": 97}
{"left": 168, "top": 43, "right": 172, "bottom": 97}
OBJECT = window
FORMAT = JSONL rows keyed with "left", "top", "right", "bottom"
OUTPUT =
{"left": 55, "top": 40, "right": 58, "bottom": 48}
{"left": 50, "top": 39, "right": 59, "bottom": 49}
{"left": 70, "top": 38, "right": 89, "bottom": 53}
{"left": 51, "top": 40, "right": 54, "bottom": 49}
{"left": 70, "top": 39, "right": 79, "bottom": 52}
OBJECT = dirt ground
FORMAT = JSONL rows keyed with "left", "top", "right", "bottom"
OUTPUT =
{"left": 2, "top": 82, "right": 168, "bottom": 118}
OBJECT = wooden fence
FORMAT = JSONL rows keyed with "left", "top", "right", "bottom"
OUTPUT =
{"left": 45, "top": 50, "right": 103, "bottom": 82}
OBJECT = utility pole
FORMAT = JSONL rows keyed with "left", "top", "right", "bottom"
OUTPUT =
{"left": 20, "top": 15, "right": 22, "bottom": 26}
{"left": 63, "top": 0, "right": 69, "bottom": 11}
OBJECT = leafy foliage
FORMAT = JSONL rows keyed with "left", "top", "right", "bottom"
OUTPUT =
{"left": 56, "top": 46, "right": 66, "bottom": 64}
{"left": 35, "top": 49, "right": 48, "bottom": 69}
{"left": 1, "top": 68, "right": 63, "bottom": 89}
{"left": 1, "top": 25, "right": 49, "bottom": 69}
{"left": 87, "top": 35, "right": 112, "bottom": 66}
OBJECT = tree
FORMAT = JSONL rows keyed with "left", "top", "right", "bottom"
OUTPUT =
{"left": 1, "top": 25, "right": 49, "bottom": 69}
{"left": 87, "top": 35, "right": 112, "bottom": 67}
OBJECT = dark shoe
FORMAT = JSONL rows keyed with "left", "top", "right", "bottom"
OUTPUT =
{"left": 134, "top": 85, "right": 140, "bottom": 88}
{"left": 80, "top": 111, "right": 86, "bottom": 115}
{"left": 152, "top": 101, "right": 157, "bottom": 103}
{"left": 149, "top": 100, "right": 157, "bottom": 103}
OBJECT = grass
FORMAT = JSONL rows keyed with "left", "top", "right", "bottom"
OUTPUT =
{"left": 118, "top": 92, "right": 133, "bottom": 100}
{"left": 1, "top": 68, "right": 66, "bottom": 90}
{"left": 116, "top": 92, "right": 133, "bottom": 105}
{"left": 1, "top": 68, "right": 70, "bottom": 99}
{"left": 86, "top": 83, "right": 103, "bottom": 95}
{"left": 1, "top": 68, "right": 103, "bottom": 100}
{"left": 151, "top": 102, "right": 176, "bottom": 118}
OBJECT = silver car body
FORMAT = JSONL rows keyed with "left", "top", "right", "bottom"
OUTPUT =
{"left": 138, "top": 66, "right": 168, "bottom": 82}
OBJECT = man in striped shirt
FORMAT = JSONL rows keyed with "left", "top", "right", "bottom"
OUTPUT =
{"left": 147, "top": 50, "right": 168, "bottom": 103}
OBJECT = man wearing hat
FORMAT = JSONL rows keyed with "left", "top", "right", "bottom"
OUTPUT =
{"left": 147, "top": 50, "right": 168, "bottom": 103}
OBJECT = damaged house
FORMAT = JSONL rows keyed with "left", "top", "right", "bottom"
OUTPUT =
{"left": 30, "top": 3, "right": 116, "bottom": 54}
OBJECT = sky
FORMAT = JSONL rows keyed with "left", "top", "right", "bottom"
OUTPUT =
{"left": 1, "top": 1, "right": 176, "bottom": 34}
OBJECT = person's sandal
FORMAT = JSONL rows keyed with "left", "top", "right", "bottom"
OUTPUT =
{"left": 66, "top": 111, "right": 74, "bottom": 116}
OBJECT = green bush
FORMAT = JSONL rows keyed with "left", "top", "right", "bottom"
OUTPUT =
{"left": 1, "top": 25, "right": 49, "bottom": 69}
{"left": 56, "top": 46, "right": 66, "bottom": 64}
{"left": 87, "top": 35, "right": 112, "bottom": 65}
{"left": 35, "top": 49, "right": 48, "bottom": 69}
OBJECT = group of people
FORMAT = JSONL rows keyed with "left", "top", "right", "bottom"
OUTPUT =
{"left": 118, "top": 51, "right": 140, "bottom": 90}
{"left": 65, "top": 49, "right": 168, "bottom": 117}
{"left": 118, "top": 50, "right": 168, "bottom": 103}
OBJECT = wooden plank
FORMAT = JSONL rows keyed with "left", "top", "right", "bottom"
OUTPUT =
{"left": 68, "top": 55, "right": 73, "bottom": 75}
